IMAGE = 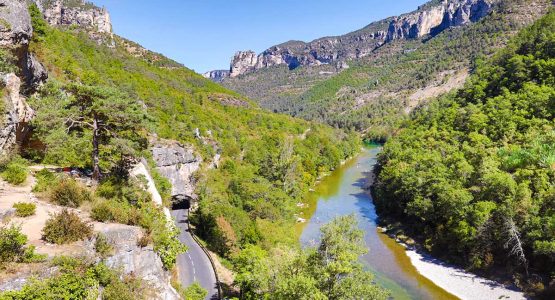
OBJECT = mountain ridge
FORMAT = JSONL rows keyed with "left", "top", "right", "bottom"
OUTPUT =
{"left": 205, "top": 0, "right": 497, "bottom": 79}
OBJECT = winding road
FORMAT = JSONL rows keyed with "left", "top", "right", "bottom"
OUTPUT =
{"left": 171, "top": 208, "right": 219, "bottom": 300}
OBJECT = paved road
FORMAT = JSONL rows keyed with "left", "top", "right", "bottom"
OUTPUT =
{"left": 171, "top": 209, "right": 219, "bottom": 300}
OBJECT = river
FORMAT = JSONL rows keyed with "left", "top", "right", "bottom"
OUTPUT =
{"left": 297, "top": 145, "right": 458, "bottom": 300}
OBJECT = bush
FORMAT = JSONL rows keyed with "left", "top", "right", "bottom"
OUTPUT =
{"left": 32, "top": 169, "right": 57, "bottom": 193}
{"left": 1, "top": 158, "right": 28, "bottom": 185}
{"left": 94, "top": 233, "right": 113, "bottom": 258}
{"left": 182, "top": 282, "right": 207, "bottom": 300}
{"left": 0, "top": 225, "right": 44, "bottom": 266}
{"left": 42, "top": 209, "right": 93, "bottom": 244}
{"left": 49, "top": 178, "right": 93, "bottom": 207}
{"left": 13, "top": 202, "right": 36, "bottom": 217}
{"left": 91, "top": 199, "right": 141, "bottom": 225}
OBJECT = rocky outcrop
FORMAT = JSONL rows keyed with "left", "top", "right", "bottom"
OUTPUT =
{"left": 387, "top": 0, "right": 495, "bottom": 41}
{"left": 0, "top": 73, "right": 35, "bottom": 156}
{"left": 0, "top": 0, "right": 48, "bottom": 92}
{"left": 203, "top": 69, "right": 230, "bottom": 82}
{"left": 211, "top": 0, "right": 497, "bottom": 79}
{"left": 32, "top": 0, "right": 112, "bottom": 33}
{"left": 91, "top": 224, "right": 180, "bottom": 300}
{"left": 22, "top": 53, "right": 48, "bottom": 91}
{"left": 0, "top": 0, "right": 32, "bottom": 49}
{"left": 152, "top": 141, "right": 201, "bottom": 202}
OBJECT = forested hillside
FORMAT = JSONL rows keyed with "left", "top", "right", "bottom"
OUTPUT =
{"left": 374, "top": 10, "right": 555, "bottom": 297}
{"left": 222, "top": 0, "right": 551, "bottom": 141}
{"left": 25, "top": 3, "right": 361, "bottom": 257}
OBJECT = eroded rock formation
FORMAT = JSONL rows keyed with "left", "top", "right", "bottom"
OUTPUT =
{"left": 32, "top": 0, "right": 112, "bottom": 33}
{"left": 0, "top": 73, "right": 35, "bottom": 156}
{"left": 213, "top": 0, "right": 497, "bottom": 79}
{"left": 152, "top": 140, "right": 202, "bottom": 203}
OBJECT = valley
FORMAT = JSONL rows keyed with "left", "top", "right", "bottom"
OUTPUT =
{"left": 0, "top": 0, "right": 553, "bottom": 299}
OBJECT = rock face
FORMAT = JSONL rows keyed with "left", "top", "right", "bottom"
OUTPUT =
{"left": 93, "top": 224, "right": 180, "bottom": 300}
{"left": 0, "top": 0, "right": 48, "bottom": 92}
{"left": 32, "top": 0, "right": 112, "bottom": 33}
{"left": 0, "top": 0, "right": 32, "bottom": 48}
{"left": 203, "top": 69, "right": 230, "bottom": 82}
{"left": 387, "top": 0, "right": 495, "bottom": 41}
{"left": 152, "top": 141, "right": 201, "bottom": 202}
{"left": 212, "top": 0, "right": 497, "bottom": 79}
{"left": 0, "top": 73, "right": 35, "bottom": 156}
{"left": 34, "top": 0, "right": 112, "bottom": 33}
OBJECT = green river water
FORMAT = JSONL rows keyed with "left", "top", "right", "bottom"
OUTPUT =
{"left": 297, "top": 146, "right": 459, "bottom": 300}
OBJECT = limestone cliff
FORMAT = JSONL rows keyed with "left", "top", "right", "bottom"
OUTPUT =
{"left": 213, "top": 0, "right": 497, "bottom": 78}
{"left": 0, "top": 0, "right": 46, "bottom": 155}
{"left": 32, "top": 0, "right": 112, "bottom": 33}
{"left": 0, "top": 74, "right": 35, "bottom": 156}
{"left": 152, "top": 140, "right": 202, "bottom": 203}
{"left": 203, "top": 69, "right": 230, "bottom": 82}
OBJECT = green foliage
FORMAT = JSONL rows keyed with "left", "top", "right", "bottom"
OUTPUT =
{"left": 42, "top": 209, "right": 93, "bottom": 244}
{"left": 179, "top": 282, "right": 208, "bottom": 300}
{"left": 94, "top": 233, "right": 113, "bottom": 258}
{"left": 89, "top": 176, "right": 186, "bottom": 269}
{"left": 32, "top": 169, "right": 57, "bottom": 192}
{"left": 233, "top": 216, "right": 389, "bottom": 299}
{"left": 0, "top": 225, "right": 44, "bottom": 267}
{"left": 0, "top": 157, "right": 29, "bottom": 185}
{"left": 28, "top": 20, "right": 358, "bottom": 258}
{"left": 28, "top": 3, "right": 47, "bottom": 42}
{"left": 0, "top": 258, "right": 148, "bottom": 300}
{"left": 13, "top": 202, "right": 36, "bottom": 217}
{"left": 375, "top": 10, "right": 555, "bottom": 289}
{"left": 49, "top": 177, "right": 93, "bottom": 207}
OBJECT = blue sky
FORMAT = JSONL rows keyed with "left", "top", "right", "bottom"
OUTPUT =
{"left": 90, "top": 0, "right": 428, "bottom": 73}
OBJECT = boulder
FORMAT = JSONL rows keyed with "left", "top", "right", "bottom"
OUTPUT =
{"left": 0, "top": 208, "right": 15, "bottom": 223}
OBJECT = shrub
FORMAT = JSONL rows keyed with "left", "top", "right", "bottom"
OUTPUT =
{"left": 49, "top": 178, "right": 93, "bottom": 207}
{"left": 0, "top": 225, "right": 44, "bottom": 266}
{"left": 0, "top": 225, "right": 27, "bottom": 265}
{"left": 91, "top": 199, "right": 141, "bottom": 225}
{"left": 32, "top": 169, "right": 57, "bottom": 193}
{"left": 42, "top": 209, "right": 93, "bottom": 244}
{"left": 13, "top": 202, "right": 36, "bottom": 217}
{"left": 182, "top": 282, "right": 207, "bottom": 300}
{"left": 94, "top": 233, "right": 113, "bottom": 258}
{"left": 1, "top": 158, "right": 28, "bottom": 185}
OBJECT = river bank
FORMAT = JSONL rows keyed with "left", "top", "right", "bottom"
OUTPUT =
{"left": 405, "top": 250, "right": 526, "bottom": 300}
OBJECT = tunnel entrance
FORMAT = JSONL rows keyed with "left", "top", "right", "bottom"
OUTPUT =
{"left": 171, "top": 196, "right": 191, "bottom": 210}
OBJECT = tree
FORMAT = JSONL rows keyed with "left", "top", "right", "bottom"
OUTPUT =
{"left": 32, "top": 83, "right": 148, "bottom": 181}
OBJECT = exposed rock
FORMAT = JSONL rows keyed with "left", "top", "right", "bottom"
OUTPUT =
{"left": 203, "top": 69, "right": 230, "bottom": 82}
{"left": 209, "top": 0, "right": 497, "bottom": 79}
{"left": 0, "top": 73, "right": 35, "bottom": 156}
{"left": 230, "top": 50, "right": 259, "bottom": 78}
{"left": 22, "top": 53, "right": 48, "bottom": 91}
{"left": 152, "top": 140, "right": 201, "bottom": 202}
{"left": 0, "top": 265, "right": 58, "bottom": 291}
{"left": 0, "top": 0, "right": 32, "bottom": 49}
{"left": 0, "top": 207, "right": 15, "bottom": 223}
{"left": 89, "top": 224, "right": 180, "bottom": 300}
{"left": 33, "top": 0, "right": 112, "bottom": 33}
{"left": 387, "top": 0, "right": 495, "bottom": 41}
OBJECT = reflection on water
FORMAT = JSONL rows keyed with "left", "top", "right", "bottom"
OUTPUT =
{"left": 297, "top": 146, "right": 458, "bottom": 300}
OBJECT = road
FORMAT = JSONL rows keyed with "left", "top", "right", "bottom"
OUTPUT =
{"left": 171, "top": 209, "right": 219, "bottom": 300}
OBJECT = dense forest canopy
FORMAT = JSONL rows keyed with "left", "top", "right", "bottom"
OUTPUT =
{"left": 374, "top": 10, "right": 555, "bottom": 295}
